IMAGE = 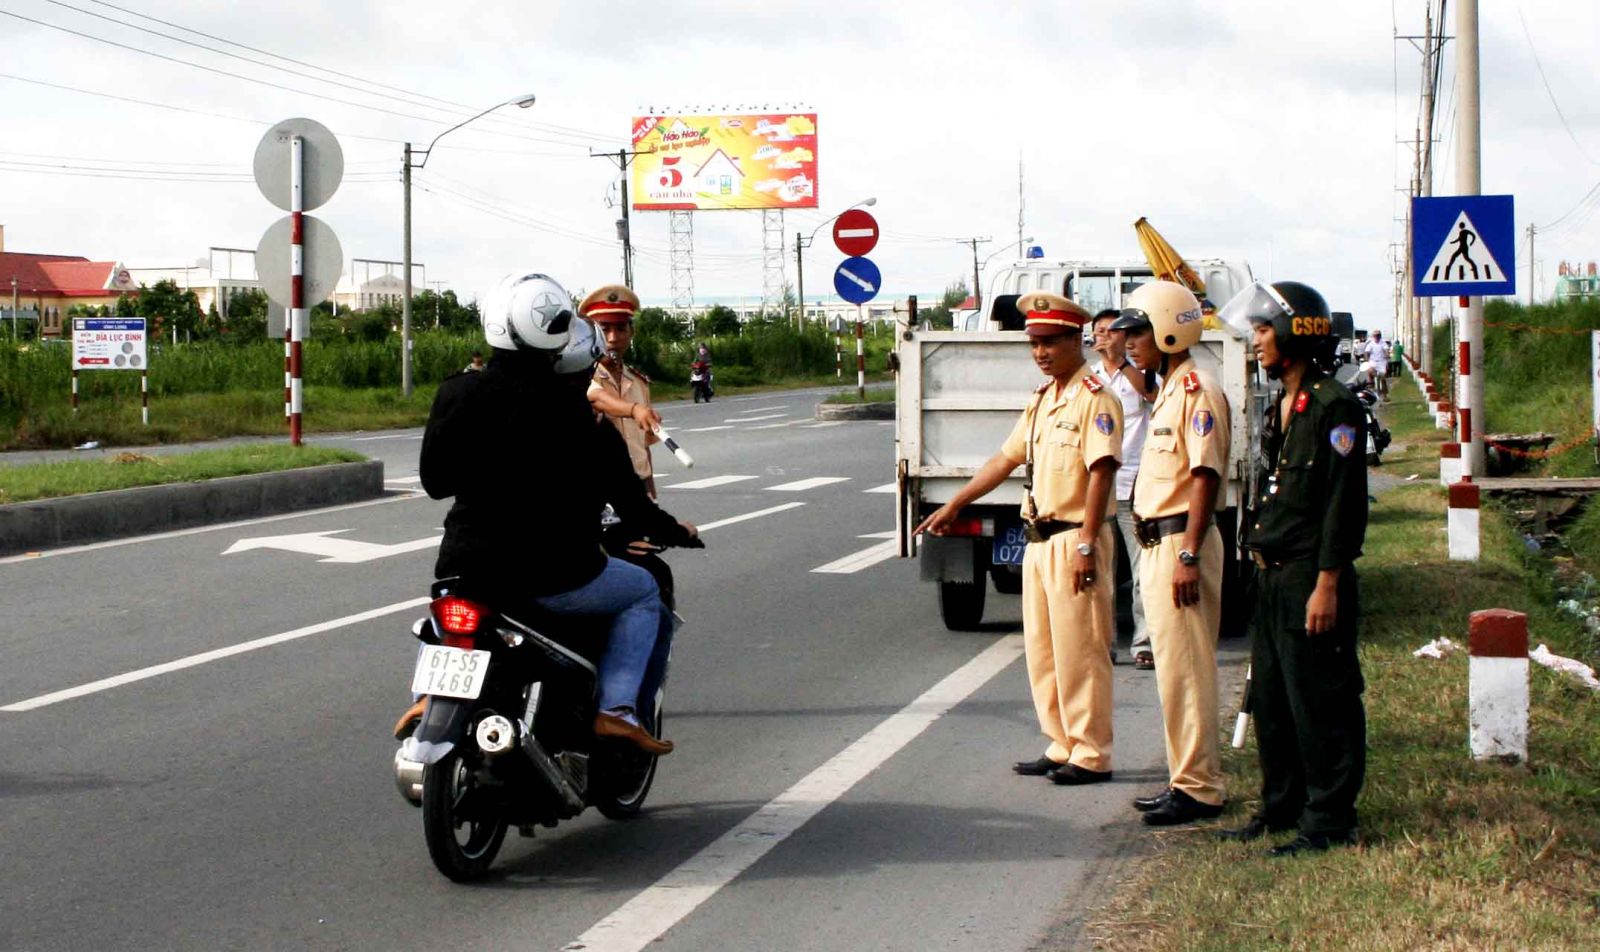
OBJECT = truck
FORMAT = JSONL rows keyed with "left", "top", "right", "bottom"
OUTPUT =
{"left": 894, "top": 255, "right": 1263, "bottom": 631}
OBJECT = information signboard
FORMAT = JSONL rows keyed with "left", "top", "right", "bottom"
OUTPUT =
{"left": 72, "top": 318, "right": 147, "bottom": 370}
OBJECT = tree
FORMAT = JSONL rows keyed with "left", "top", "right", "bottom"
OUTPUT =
{"left": 220, "top": 288, "right": 270, "bottom": 342}
{"left": 696, "top": 304, "right": 740, "bottom": 338}
{"left": 135, "top": 280, "right": 203, "bottom": 340}
{"left": 412, "top": 288, "right": 479, "bottom": 333}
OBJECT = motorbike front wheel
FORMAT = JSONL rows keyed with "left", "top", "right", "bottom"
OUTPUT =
{"left": 421, "top": 749, "right": 508, "bottom": 882}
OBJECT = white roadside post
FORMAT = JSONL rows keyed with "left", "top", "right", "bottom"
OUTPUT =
{"left": 856, "top": 306, "right": 866, "bottom": 401}
{"left": 1468, "top": 608, "right": 1528, "bottom": 763}
{"left": 1439, "top": 441, "right": 1462, "bottom": 486}
{"left": 1591, "top": 331, "right": 1600, "bottom": 457}
{"left": 1447, "top": 479, "right": 1480, "bottom": 561}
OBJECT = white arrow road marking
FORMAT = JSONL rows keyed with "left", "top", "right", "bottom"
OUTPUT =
{"left": 563, "top": 634, "right": 1024, "bottom": 952}
{"left": 837, "top": 266, "right": 876, "bottom": 293}
{"left": 811, "top": 539, "right": 899, "bottom": 574}
{"left": 222, "top": 529, "right": 442, "bottom": 563}
{"left": 724, "top": 413, "right": 787, "bottom": 423}
{"left": 864, "top": 482, "right": 898, "bottom": 493}
{"left": 0, "top": 597, "right": 431, "bottom": 712}
{"left": 664, "top": 474, "right": 758, "bottom": 490}
{"left": 766, "top": 476, "right": 851, "bottom": 492}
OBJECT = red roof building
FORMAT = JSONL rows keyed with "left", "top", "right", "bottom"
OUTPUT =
{"left": 0, "top": 225, "right": 136, "bottom": 337}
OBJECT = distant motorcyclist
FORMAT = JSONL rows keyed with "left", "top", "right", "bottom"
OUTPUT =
{"left": 418, "top": 272, "right": 697, "bottom": 756}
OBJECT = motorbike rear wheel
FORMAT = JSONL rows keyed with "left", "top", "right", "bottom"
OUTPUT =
{"left": 595, "top": 708, "right": 663, "bottom": 820}
{"left": 421, "top": 749, "right": 508, "bottom": 881}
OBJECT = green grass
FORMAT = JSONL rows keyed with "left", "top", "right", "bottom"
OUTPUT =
{"left": 822, "top": 385, "right": 896, "bottom": 404}
{"left": 0, "top": 444, "right": 365, "bottom": 504}
{"left": 1089, "top": 384, "right": 1600, "bottom": 951}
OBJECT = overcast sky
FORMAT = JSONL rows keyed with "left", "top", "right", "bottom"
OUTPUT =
{"left": 2, "top": 0, "right": 1597, "bottom": 332}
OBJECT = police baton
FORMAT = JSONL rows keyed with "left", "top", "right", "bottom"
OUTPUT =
{"left": 651, "top": 424, "right": 694, "bottom": 468}
{"left": 1231, "top": 663, "right": 1253, "bottom": 749}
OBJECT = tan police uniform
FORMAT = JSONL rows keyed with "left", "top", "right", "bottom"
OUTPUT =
{"left": 1133, "top": 357, "right": 1230, "bottom": 806}
{"left": 580, "top": 285, "right": 657, "bottom": 485}
{"left": 998, "top": 293, "right": 1124, "bottom": 771}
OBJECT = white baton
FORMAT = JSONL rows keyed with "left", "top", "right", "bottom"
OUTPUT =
{"left": 652, "top": 424, "right": 694, "bottom": 468}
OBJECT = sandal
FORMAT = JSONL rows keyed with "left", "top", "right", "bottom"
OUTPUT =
{"left": 1134, "top": 650, "right": 1155, "bottom": 670}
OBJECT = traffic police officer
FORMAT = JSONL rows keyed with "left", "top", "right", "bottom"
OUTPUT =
{"left": 1113, "top": 280, "right": 1231, "bottom": 825}
{"left": 1218, "top": 280, "right": 1368, "bottom": 856}
{"left": 915, "top": 293, "right": 1123, "bottom": 785}
{"left": 581, "top": 285, "right": 662, "bottom": 497}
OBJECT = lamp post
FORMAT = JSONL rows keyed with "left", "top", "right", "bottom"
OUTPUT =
{"left": 981, "top": 236, "right": 1033, "bottom": 274}
{"left": 9, "top": 277, "right": 17, "bottom": 341}
{"left": 795, "top": 197, "right": 876, "bottom": 327}
{"left": 402, "top": 93, "right": 536, "bottom": 395}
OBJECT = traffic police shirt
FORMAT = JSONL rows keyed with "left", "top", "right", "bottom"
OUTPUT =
{"left": 1133, "top": 358, "right": 1231, "bottom": 519}
{"left": 1243, "top": 370, "right": 1368, "bottom": 569}
{"left": 588, "top": 361, "right": 657, "bottom": 482}
{"left": 1000, "top": 364, "right": 1123, "bottom": 523}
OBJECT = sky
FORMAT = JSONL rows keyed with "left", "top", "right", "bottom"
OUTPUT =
{"left": 2, "top": 0, "right": 1597, "bottom": 334}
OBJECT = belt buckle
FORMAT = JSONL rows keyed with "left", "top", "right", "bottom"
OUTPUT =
{"left": 1022, "top": 521, "right": 1045, "bottom": 544}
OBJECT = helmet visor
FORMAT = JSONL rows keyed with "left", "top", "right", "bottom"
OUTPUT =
{"left": 1216, "top": 282, "right": 1293, "bottom": 340}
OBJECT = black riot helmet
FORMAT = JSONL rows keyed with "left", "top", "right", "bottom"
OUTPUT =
{"left": 1218, "top": 280, "right": 1333, "bottom": 376}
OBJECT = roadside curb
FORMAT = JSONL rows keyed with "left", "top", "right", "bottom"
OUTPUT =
{"left": 814, "top": 401, "right": 895, "bottom": 421}
{"left": 0, "top": 460, "right": 385, "bottom": 557}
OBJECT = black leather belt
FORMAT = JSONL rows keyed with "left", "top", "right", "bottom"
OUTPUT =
{"left": 1248, "top": 550, "right": 1311, "bottom": 570}
{"left": 1132, "top": 513, "right": 1210, "bottom": 549}
{"left": 1025, "top": 519, "right": 1081, "bottom": 543}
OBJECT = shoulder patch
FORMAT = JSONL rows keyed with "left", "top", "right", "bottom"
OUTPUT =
{"left": 1035, "top": 381, "right": 1051, "bottom": 394}
{"left": 1182, "top": 371, "right": 1201, "bottom": 393}
{"left": 1094, "top": 411, "right": 1115, "bottom": 435}
{"left": 1083, "top": 374, "right": 1103, "bottom": 394}
{"left": 1330, "top": 423, "right": 1358, "bottom": 457}
{"left": 1191, "top": 409, "right": 1215, "bottom": 437}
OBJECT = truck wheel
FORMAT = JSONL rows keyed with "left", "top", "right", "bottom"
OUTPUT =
{"left": 989, "top": 567, "right": 1023, "bottom": 595}
{"left": 939, "top": 579, "right": 986, "bottom": 630}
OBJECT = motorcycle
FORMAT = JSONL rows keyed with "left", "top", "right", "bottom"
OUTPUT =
{"left": 1349, "top": 378, "right": 1392, "bottom": 466}
{"left": 690, "top": 361, "right": 714, "bottom": 403}
{"left": 393, "top": 554, "right": 689, "bottom": 882}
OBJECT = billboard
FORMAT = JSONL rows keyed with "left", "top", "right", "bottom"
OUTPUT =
{"left": 72, "top": 318, "right": 147, "bottom": 371}
{"left": 630, "top": 113, "right": 818, "bottom": 211}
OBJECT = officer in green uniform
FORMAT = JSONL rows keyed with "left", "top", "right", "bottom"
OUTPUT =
{"left": 1216, "top": 280, "right": 1368, "bottom": 857}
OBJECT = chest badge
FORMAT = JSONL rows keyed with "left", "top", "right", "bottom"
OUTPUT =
{"left": 1059, "top": 421, "right": 1080, "bottom": 431}
{"left": 1293, "top": 391, "right": 1310, "bottom": 414}
{"left": 1191, "top": 409, "right": 1215, "bottom": 437}
{"left": 1330, "top": 423, "right": 1358, "bottom": 457}
{"left": 1094, "top": 412, "right": 1115, "bottom": 435}
{"left": 1153, "top": 426, "right": 1173, "bottom": 436}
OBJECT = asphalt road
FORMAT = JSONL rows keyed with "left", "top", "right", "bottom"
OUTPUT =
{"left": 0, "top": 389, "right": 1202, "bottom": 952}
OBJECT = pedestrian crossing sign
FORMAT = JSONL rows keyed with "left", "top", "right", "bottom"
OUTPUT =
{"left": 1411, "top": 194, "right": 1515, "bottom": 297}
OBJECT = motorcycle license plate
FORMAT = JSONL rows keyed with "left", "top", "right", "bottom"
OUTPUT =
{"left": 991, "top": 525, "right": 1028, "bottom": 566}
{"left": 411, "top": 645, "right": 491, "bottom": 700}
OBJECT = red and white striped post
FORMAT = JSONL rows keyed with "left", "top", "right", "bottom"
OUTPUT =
{"left": 1468, "top": 608, "right": 1528, "bottom": 763}
{"left": 855, "top": 306, "right": 866, "bottom": 401}
{"left": 141, "top": 368, "right": 149, "bottom": 426}
{"left": 1447, "top": 478, "right": 1480, "bottom": 561}
{"left": 1456, "top": 331, "right": 1474, "bottom": 469}
{"left": 288, "top": 134, "right": 305, "bottom": 446}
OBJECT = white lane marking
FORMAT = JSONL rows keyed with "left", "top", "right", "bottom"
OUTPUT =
{"left": 799, "top": 421, "right": 846, "bottom": 429}
{"left": 0, "top": 493, "right": 423, "bottom": 566}
{"left": 730, "top": 405, "right": 788, "bottom": 414}
{"left": 664, "top": 475, "right": 758, "bottom": 490}
{"left": 766, "top": 477, "right": 851, "bottom": 492}
{"left": 746, "top": 421, "right": 800, "bottom": 430}
{"left": 811, "top": 540, "right": 899, "bottom": 574}
{"left": 724, "top": 413, "right": 787, "bottom": 423}
{"left": 864, "top": 482, "right": 898, "bottom": 494}
{"left": 683, "top": 425, "right": 736, "bottom": 433}
{"left": 348, "top": 433, "right": 423, "bottom": 442}
{"left": 563, "top": 634, "right": 1024, "bottom": 952}
{"left": 223, "top": 530, "right": 443, "bottom": 564}
{"left": 695, "top": 502, "right": 805, "bottom": 532}
{"left": 0, "top": 597, "right": 431, "bottom": 713}
{"left": 858, "top": 530, "right": 897, "bottom": 539}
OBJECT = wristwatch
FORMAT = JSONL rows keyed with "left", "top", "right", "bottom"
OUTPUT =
{"left": 1177, "top": 549, "right": 1199, "bottom": 566}
{"left": 1076, "top": 542, "right": 1095, "bottom": 557}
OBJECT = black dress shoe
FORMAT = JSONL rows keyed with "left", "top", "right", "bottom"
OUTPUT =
{"left": 1132, "top": 788, "right": 1175, "bottom": 812}
{"left": 1049, "top": 763, "right": 1113, "bottom": 786}
{"left": 1267, "top": 831, "right": 1357, "bottom": 857}
{"left": 1013, "top": 756, "right": 1065, "bottom": 776}
{"left": 1215, "top": 814, "right": 1295, "bottom": 842}
{"left": 1141, "top": 789, "right": 1224, "bottom": 826}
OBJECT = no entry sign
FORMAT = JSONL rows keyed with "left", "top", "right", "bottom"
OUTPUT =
{"left": 833, "top": 209, "right": 879, "bottom": 257}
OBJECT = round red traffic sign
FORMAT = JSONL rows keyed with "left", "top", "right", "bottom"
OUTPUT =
{"left": 833, "top": 209, "right": 879, "bottom": 257}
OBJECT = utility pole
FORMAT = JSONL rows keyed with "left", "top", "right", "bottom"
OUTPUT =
{"left": 1457, "top": 0, "right": 1483, "bottom": 476}
{"left": 795, "top": 230, "right": 806, "bottom": 326}
{"left": 1527, "top": 225, "right": 1536, "bottom": 306}
{"left": 402, "top": 142, "right": 414, "bottom": 396}
{"left": 958, "top": 236, "right": 991, "bottom": 313}
{"left": 1017, "top": 154, "right": 1025, "bottom": 261}
{"left": 591, "top": 148, "right": 649, "bottom": 287}
{"left": 1419, "top": 0, "right": 1439, "bottom": 375}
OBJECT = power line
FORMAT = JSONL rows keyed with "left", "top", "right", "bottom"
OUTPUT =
{"left": 1516, "top": 3, "right": 1600, "bottom": 167}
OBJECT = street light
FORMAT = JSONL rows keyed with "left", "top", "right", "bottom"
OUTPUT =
{"left": 401, "top": 92, "right": 537, "bottom": 396}
{"left": 795, "top": 197, "right": 876, "bottom": 327}
{"left": 982, "top": 236, "right": 1033, "bottom": 273}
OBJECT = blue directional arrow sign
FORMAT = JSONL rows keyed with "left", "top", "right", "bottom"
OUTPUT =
{"left": 1411, "top": 194, "right": 1515, "bottom": 297}
{"left": 833, "top": 256, "right": 881, "bottom": 305}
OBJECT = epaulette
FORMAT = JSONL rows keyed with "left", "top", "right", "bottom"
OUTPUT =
{"left": 1182, "top": 371, "right": 1201, "bottom": 393}
{"left": 1082, "top": 375, "right": 1104, "bottom": 394}
{"left": 1035, "top": 381, "right": 1051, "bottom": 395}
{"left": 630, "top": 367, "right": 651, "bottom": 385}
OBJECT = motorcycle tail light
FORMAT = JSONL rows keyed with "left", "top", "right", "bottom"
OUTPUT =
{"left": 432, "top": 596, "right": 486, "bottom": 648}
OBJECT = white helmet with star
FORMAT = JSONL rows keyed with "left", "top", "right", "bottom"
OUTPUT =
{"left": 480, "top": 272, "right": 575, "bottom": 352}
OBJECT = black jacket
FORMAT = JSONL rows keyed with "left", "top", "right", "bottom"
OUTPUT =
{"left": 419, "top": 349, "right": 692, "bottom": 597}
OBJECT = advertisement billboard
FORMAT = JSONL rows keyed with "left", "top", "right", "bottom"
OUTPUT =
{"left": 630, "top": 113, "right": 818, "bottom": 211}
{"left": 72, "top": 318, "right": 147, "bottom": 370}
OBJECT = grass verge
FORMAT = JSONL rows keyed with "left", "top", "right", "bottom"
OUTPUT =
{"left": 0, "top": 445, "right": 365, "bottom": 504}
{"left": 822, "top": 385, "right": 896, "bottom": 404}
{"left": 1088, "top": 377, "right": 1600, "bottom": 951}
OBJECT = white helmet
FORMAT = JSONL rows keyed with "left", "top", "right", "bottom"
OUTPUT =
{"left": 553, "top": 317, "right": 604, "bottom": 375}
{"left": 480, "top": 272, "right": 574, "bottom": 352}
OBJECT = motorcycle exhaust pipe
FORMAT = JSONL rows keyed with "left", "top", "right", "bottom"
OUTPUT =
{"left": 475, "top": 715, "right": 518, "bottom": 755}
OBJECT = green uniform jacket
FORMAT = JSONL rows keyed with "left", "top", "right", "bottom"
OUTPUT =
{"left": 1243, "top": 371, "right": 1369, "bottom": 569}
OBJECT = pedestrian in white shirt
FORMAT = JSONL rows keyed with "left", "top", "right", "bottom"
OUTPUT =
{"left": 1362, "top": 332, "right": 1389, "bottom": 400}
{"left": 1091, "top": 309, "right": 1160, "bottom": 670}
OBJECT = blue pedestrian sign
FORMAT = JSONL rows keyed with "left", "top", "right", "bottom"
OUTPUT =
{"left": 1411, "top": 194, "right": 1515, "bottom": 297}
{"left": 833, "top": 256, "right": 881, "bottom": 305}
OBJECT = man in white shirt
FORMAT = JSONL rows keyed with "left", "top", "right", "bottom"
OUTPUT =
{"left": 1091, "top": 309, "right": 1160, "bottom": 669}
{"left": 1362, "top": 331, "right": 1389, "bottom": 400}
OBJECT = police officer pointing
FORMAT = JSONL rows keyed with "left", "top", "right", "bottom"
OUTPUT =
{"left": 915, "top": 293, "right": 1124, "bottom": 785}
{"left": 1218, "top": 281, "right": 1368, "bottom": 856}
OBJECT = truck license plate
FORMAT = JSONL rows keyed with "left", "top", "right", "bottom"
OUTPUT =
{"left": 992, "top": 525, "right": 1028, "bottom": 566}
{"left": 410, "top": 645, "right": 491, "bottom": 700}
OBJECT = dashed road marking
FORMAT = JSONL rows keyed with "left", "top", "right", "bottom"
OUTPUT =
{"left": 766, "top": 477, "right": 852, "bottom": 492}
{"left": 695, "top": 502, "right": 806, "bottom": 532}
{"left": 799, "top": 421, "right": 846, "bottom": 429}
{"left": 730, "top": 405, "right": 788, "bottom": 414}
{"left": 664, "top": 474, "right": 758, "bottom": 490}
{"left": 811, "top": 540, "right": 900, "bottom": 574}
{"left": 724, "top": 413, "right": 788, "bottom": 423}
{"left": 864, "top": 482, "right": 897, "bottom": 494}
{"left": 746, "top": 421, "right": 800, "bottom": 430}
{"left": 683, "top": 425, "right": 736, "bottom": 432}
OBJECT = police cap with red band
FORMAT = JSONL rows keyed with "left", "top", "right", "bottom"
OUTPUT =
{"left": 1015, "top": 292, "right": 1091, "bottom": 337}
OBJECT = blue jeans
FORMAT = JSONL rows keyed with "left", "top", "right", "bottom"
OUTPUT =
{"left": 533, "top": 558, "right": 673, "bottom": 713}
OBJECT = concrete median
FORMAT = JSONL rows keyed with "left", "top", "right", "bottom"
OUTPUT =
{"left": 0, "top": 460, "right": 385, "bottom": 556}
